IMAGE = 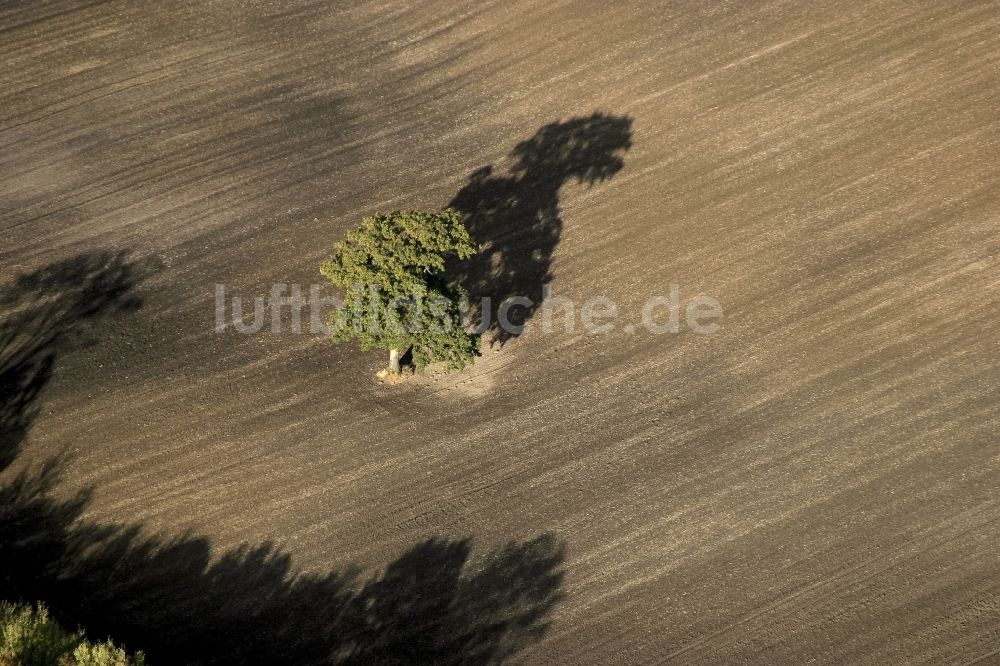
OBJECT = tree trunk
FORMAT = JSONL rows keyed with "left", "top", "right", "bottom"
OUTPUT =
{"left": 388, "top": 348, "right": 400, "bottom": 374}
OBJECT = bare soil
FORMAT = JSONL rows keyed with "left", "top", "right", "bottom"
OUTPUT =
{"left": 1, "top": 0, "right": 997, "bottom": 663}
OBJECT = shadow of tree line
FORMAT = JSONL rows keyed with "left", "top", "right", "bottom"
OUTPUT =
{"left": 0, "top": 251, "right": 565, "bottom": 664}
{"left": 447, "top": 112, "right": 633, "bottom": 342}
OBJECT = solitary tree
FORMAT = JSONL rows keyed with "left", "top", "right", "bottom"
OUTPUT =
{"left": 320, "top": 209, "right": 479, "bottom": 375}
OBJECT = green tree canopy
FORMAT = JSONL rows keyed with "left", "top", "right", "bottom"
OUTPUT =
{"left": 320, "top": 209, "right": 479, "bottom": 372}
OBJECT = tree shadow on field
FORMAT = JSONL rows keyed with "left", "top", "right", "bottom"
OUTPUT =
{"left": 3, "top": 478, "right": 565, "bottom": 664}
{"left": 0, "top": 250, "right": 161, "bottom": 605}
{"left": 0, "top": 253, "right": 566, "bottom": 664}
{"left": 447, "top": 112, "right": 632, "bottom": 343}
{"left": 0, "top": 250, "right": 160, "bottom": 469}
